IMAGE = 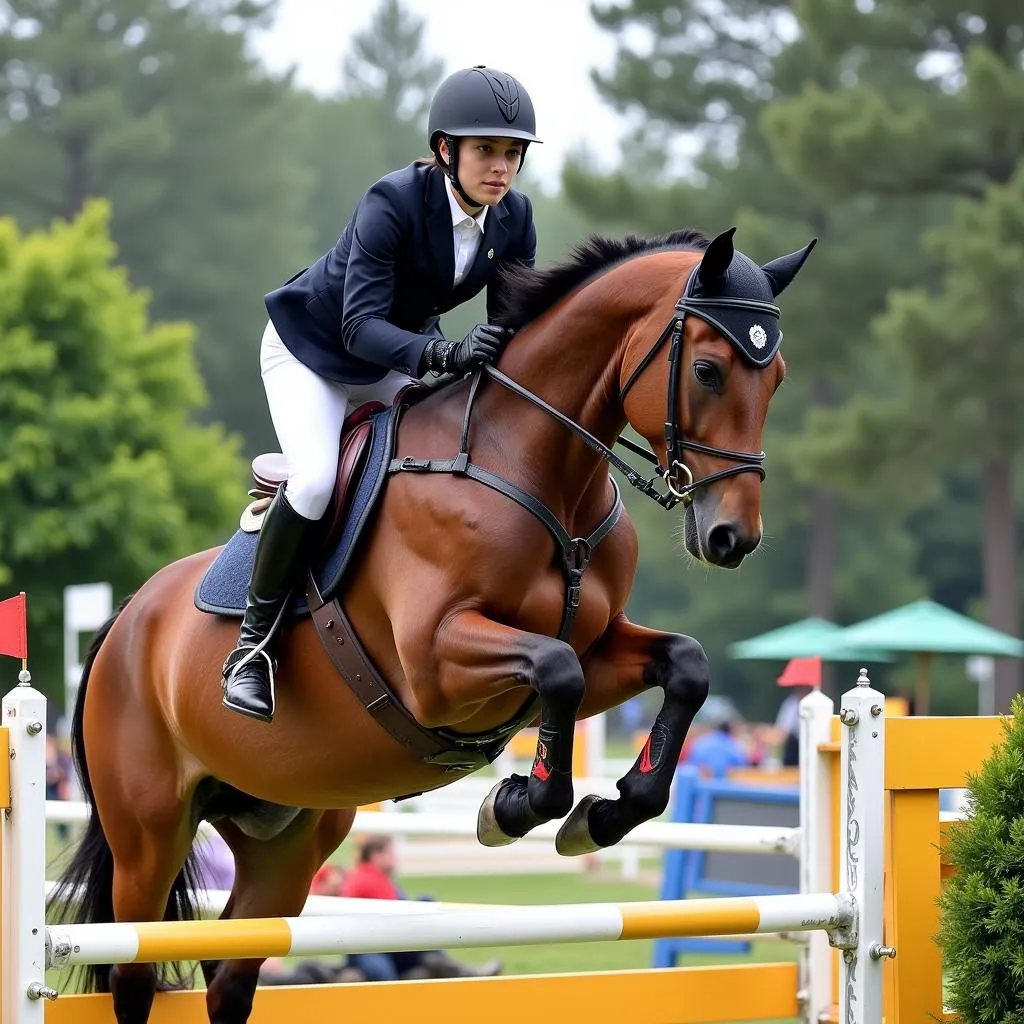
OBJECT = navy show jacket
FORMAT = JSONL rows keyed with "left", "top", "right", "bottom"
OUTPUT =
{"left": 264, "top": 161, "right": 537, "bottom": 384}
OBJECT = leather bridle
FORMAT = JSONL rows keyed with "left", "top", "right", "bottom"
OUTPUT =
{"left": 483, "top": 266, "right": 775, "bottom": 511}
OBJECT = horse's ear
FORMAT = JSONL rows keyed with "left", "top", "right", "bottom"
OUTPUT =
{"left": 697, "top": 227, "right": 736, "bottom": 285}
{"left": 761, "top": 238, "right": 818, "bottom": 297}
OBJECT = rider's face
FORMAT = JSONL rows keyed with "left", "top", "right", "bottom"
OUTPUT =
{"left": 441, "top": 136, "right": 524, "bottom": 211}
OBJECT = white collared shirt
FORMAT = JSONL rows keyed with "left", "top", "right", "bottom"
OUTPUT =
{"left": 444, "top": 176, "right": 488, "bottom": 286}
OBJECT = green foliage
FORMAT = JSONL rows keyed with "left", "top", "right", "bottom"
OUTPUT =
{"left": 769, "top": 3, "right": 1024, "bottom": 199}
{"left": 763, "top": 1, "right": 1024, "bottom": 708}
{"left": 765, "top": 2, "right": 1024, "bottom": 479}
{"left": 0, "top": 200, "right": 245, "bottom": 698}
{"left": 878, "top": 165, "right": 1024, "bottom": 459}
{"left": 0, "top": 0, "right": 312, "bottom": 453}
{"left": 939, "top": 693, "right": 1024, "bottom": 1021}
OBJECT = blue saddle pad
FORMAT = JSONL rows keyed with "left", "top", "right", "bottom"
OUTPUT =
{"left": 194, "top": 404, "right": 397, "bottom": 617}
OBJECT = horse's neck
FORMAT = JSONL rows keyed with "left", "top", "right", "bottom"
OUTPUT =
{"left": 481, "top": 261, "right": 676, "bottom": 519}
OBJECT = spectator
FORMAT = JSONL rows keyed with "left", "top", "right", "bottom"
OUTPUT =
{"left": 683, "top": 720, "right": 750, "bottom": 778}
{"left": 260, "top": 836, "right": 502, "bottom": 987}
{"left": 310, "top": 862, "right": 347, "bottom": 896}
{"left": 260, "top": 956, "right": 364, "bottom": 986}
{"left": 773, "top": 656, "right": 822, "bottom": 767}
{"left": 340, "top": 835, "right": 502, "bottom": 981}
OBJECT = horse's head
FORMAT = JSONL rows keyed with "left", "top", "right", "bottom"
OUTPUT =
{"left": 622, "top": 228, "right": 816, "bottom": 569}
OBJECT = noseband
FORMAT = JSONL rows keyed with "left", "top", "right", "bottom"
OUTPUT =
{"left": 482, "top": 267, "right": 774, "bottom": 511}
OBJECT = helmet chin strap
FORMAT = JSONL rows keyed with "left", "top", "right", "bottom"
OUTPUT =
{"left": 443, "top": 134, "right": 484, "bottom": 211}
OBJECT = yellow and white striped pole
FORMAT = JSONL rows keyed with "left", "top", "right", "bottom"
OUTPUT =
{"left": 46, "top": 893, "right": 852, "bottom": 968}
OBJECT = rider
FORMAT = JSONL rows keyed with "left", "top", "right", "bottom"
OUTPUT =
{"left": 221, "top": 65, "right": 542, "bottom": 723}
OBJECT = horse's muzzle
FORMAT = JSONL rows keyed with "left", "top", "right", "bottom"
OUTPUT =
{"left": 684, "top": 507, "right": 761, "bottom": 569}
{"left": 704, "top": 520, "right": 761, "bottom": 568}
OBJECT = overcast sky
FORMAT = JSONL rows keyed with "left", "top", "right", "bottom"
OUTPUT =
{"left": 250, "top": 0, "right": 638, "bottom": 183}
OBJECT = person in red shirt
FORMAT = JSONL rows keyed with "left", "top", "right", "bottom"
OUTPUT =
{"left": 340, "top": 835, "right": 404, "bottom": 901}
{"left": 309, "top": 862, "right": 347, "bottom": 897}
{"left": 260, "top": 835, "right": 500, "bottom": 986}
{"left": 341, "top": 835, "right": 502, "bottom": 981}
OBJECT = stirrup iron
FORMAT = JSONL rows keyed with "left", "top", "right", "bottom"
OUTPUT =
{"left": 221, "top": 646, "right": 278, "bottom": 721}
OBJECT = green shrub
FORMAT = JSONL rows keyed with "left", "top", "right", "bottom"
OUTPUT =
{"left": 939, "top": 694, "right": 1024, "bottom": 1022}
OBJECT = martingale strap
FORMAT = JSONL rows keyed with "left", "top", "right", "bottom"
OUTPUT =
{"left": 389, "top": 371, "right": 624, "bottom": 644}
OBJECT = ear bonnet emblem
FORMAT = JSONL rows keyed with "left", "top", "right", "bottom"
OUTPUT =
{"left": 749, "top": 324, "right": 767, "bottom": 349}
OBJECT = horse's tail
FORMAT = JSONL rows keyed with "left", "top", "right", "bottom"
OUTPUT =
{"left": 47, "top": 593, "right": 204, "bottom": 993}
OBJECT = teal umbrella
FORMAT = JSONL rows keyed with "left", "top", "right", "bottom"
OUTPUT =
{"left": 828, "top": 599, "right": 1024, "bottom": 714}
{"left": 728, "top": 617, "right": 893, "bottom": 663}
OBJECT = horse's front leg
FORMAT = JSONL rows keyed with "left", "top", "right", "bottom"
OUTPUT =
{"left": 427, "top": 610, "right": 584, "bottom": 846}
{"left": 555, "top": 613, "right": 709, "bottom": 855}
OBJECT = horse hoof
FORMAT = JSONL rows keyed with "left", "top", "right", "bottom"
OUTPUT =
{"left": 555, "top": 794, "right": 603, "bottom": 857}
{"left": 476, "top": 780, "right": 521, "bottom": 848}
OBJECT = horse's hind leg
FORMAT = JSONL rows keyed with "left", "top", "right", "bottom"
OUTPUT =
{"left": 204, "top": 808, "right": 355, "bottom": 1024}
{"left": 423, "top": 611, "right": 585, "bottom": 845}
{"left": 555, "top": 616, "right": 709, "bottom": 855}
{"left": 104, "top": 803, "right": 197, "bottom": 1024}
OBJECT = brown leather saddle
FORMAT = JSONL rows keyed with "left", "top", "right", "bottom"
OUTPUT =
{"left": 247, "top": 399, "right": 386, "bottom": 547}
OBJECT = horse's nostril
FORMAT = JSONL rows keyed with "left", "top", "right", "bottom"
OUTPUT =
{"left": 707, "top": 523, "right": 739, "bottom": 562}
{"left": 707, "top": 523, "right": 762, "bottom": 564}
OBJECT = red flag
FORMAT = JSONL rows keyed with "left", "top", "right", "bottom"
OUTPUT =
{"left": 0, "top": 592, "right": 28, "bottom": 660}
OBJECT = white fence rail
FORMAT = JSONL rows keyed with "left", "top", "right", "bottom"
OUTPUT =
{"left": 44, "top": 800, "right": 798, "bottom": 856}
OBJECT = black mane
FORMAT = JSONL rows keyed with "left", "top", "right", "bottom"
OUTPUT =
{"left": 492, "top": 228, "right": 711, "bottom": 331}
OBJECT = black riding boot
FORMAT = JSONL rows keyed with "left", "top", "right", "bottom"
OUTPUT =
{"left": 222, "top": 487, "right": 315, "bottom": 722}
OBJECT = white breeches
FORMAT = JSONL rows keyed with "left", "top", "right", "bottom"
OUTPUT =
{"left": 260, "top": 321, "right": 417, "bottom": 521}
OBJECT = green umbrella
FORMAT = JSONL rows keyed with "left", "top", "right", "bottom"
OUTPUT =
{"left": 828, "top": 599, "right": 1024, "bottom": 714}
{"left": 728, "top": 617, "right": 894, "bottom": 663}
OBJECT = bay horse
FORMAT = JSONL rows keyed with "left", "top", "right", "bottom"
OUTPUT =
{"left": 50, "top": 225, "right": 814, "bottom": 1024}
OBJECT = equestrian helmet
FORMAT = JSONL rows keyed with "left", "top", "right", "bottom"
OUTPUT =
{"left": 428, "top": 66, "right": 541, "bottom": 149}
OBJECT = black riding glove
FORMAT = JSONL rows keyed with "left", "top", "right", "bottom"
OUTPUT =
{"left": 421, "top": 324, "right": 511, "bottom": 377}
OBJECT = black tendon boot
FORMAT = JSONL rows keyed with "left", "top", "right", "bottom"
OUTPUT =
{"left": 222, "top": 487, "right": 315, "bottom": 722}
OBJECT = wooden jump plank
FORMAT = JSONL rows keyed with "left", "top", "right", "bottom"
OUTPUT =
{"left": 45, "top": 964, "right": 800, "bottom": 1024}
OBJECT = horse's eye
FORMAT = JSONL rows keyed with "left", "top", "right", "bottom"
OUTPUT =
{"left": 693, "top": 360, "right": 720, "bottom": 390}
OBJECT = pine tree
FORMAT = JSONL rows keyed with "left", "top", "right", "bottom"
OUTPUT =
{"left": 342, "top": 0, "right": 443, "bottom": 124}
{"left": 767, "top": 1, "right": 1024, "bottom": 709}
{"left": 0, "top": 0, "right": 312, "bottom": 452}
